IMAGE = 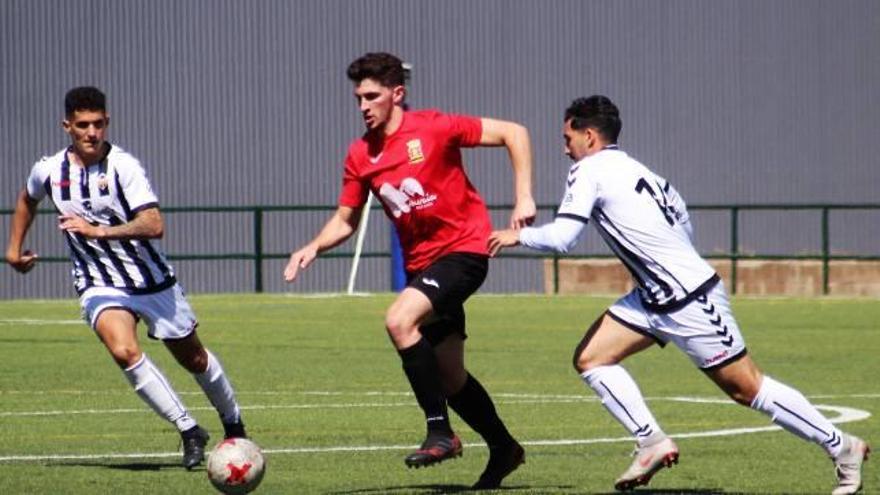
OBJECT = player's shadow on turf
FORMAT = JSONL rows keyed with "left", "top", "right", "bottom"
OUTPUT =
{"left": 327, "top": 483, "right": 570, "bottom": 494}
{"left": 592, "top": 490, "right": 750, "bottom": 495}
{"left": 49, "top": 460, "right": 183, "bottom": 471}
{"left": 326, "top": 484, "right": 469, "bottom": 494}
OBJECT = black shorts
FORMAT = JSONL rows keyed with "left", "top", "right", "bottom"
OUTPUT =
{"left": 406, "top": 252, "right": 488, "bottom": 346}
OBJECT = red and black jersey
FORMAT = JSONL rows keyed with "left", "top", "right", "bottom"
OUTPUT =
{"left": 339, "top": 109, "right": 491, "bottom": 272}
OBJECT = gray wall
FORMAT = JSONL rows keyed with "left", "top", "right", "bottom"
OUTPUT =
{"left": 2, "top": 0, "right": 879, "bottom": 298}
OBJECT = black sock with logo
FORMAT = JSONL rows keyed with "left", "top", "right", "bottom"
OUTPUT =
{"left": 398, "top": 338, "right": 452, "bottom": 436}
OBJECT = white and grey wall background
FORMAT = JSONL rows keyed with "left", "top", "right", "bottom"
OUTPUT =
{"left": 2, "top": 0, "right": 878, "bottom": 298}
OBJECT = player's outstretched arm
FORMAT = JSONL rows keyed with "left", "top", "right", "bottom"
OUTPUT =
{"left": 5, "top": 189, "right": 40, "bottom": 273}
{"left": 58, "top": 207, "right": 164, "bottom": 240}
{"left": 283, "top": 205, "right": 361, "bottom": 282}
{"left": 479, "top": 118, "right": 536, "bottom": 229}
{"left": 489, "top": 217, "right": 586, "bottom": 257}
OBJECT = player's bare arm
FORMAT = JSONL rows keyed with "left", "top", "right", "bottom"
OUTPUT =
{"left": 58, "top": 207, "right": 164, "bottom": 240}
{"left": 478, "top": 118, "right": 536, "bottom": 229}
{"left": 5, "top": 189, "right": 40, "bottom": 273}
{"left": 284, "top": 205, "right": 362, "bottom": 282}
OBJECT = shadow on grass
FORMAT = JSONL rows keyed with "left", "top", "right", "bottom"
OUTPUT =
{"left": 327, "top": 483, "right": 573, "bottom": 494}
{"left": 592, "top": 490, "right": 749, "bottom": 495}
{"left": 48, "top": 460, "right": 184, "bottom": 472}
{"left": 328, "top": 486, "right": 746, "bottom": 495}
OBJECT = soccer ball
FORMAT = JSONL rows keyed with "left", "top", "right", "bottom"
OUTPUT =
{"left": 206, "top": 438, "right": 266, "bottom": 494}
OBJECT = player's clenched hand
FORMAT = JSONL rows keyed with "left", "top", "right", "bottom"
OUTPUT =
{"left": 58, "top": 213, "right": 102, "bottom": 238}
{"left": 509, "top": 197, "right": 536, "bottom": 229}
{"left": 488, "top": 229, "right": 520, "bottom": 257}
{"left": 5, "top": 249, "right": 38, "bottom": 273}
{"left": 283, "top": 245, "right": 318, "bottom": 282}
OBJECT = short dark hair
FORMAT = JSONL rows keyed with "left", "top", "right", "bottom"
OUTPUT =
{"left": 346, "top": 52, "right": 409, "bottom": 87}
{"left": 564, "top": 95, "right": 621, "bottom": 143}
{"left": 64, "top": 86, "right": 106, "bottom": 116}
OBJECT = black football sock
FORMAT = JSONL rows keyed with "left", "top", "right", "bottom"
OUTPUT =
{"left": 398, "top": 338, "right": 453, "bottom": 436}
{"left": 447, "top": 373, "right": 515, "bottom": 449}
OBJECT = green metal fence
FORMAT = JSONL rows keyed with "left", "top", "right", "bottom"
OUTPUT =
{"left": 4, "top": 204, "right": 879, "bottom": 294}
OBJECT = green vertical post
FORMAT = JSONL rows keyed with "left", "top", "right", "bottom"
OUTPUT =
{"left": 822, "top": 207, "right": 830, "bottom": 295}
{"left": 253, "top": 208, "right": 264, "bottom": 293}
{"left": 553, "top": 254, "right": 560, "bottom": 294}
{"left": 730, "top": 207, "right": 739, "bottom": 295}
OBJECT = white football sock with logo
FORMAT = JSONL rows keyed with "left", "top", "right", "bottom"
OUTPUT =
{"left": 193, "top": 349, "right": 241, "bottom": 425}
{"left": 750, "top": 375, "right": 845, "bottom": 457}
{"left": 124, "top": 353, "right": 197, "bottom": 432}
{"left": 582, "top": 365, "right": 664, "bottom": 447}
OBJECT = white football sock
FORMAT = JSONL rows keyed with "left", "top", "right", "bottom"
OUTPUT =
{"left": 581, "top": 365, "right": 664, "bottom": 446}
{"left": 750, "top": 375, "right": 844, "bottom": 457}
{"left": 193, "top": 349, "right": 241, "bottom": 425}
{"left": 124, "top": 353, "right": 197, "bottom": 432}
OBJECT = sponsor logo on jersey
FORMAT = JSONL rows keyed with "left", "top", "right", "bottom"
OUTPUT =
{"left": 52, "top": 179, "right": 72, "bottom": 188}
{"left": 378, "top": 177, "right": 437, "bottom": 217}
{"left": 406, "top": 139, "right": 425, "bottom": 164}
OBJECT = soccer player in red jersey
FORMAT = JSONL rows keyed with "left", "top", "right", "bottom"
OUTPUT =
{"left": 284, "top": 52, "right": 536, "bottom": 489}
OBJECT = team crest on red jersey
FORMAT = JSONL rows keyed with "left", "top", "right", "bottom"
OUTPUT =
{"left": 406, "top": 139, "right": 425, "bottom": 164}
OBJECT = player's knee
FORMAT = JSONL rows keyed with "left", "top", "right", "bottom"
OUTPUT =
{"left": 384, "top": 311, "right": 417, "bottom": 341}
{"left": 572, "top": 348, "right": 596, "bottom": 374}
{"left": 168, "top": 344, "right": 208, "bottom": 373}
{"left": 572, "top": 344, "right": 620, "bottom": 373}
{"left": 712, "top": 360, "right": 763, "bottom": 406}
{"left": 718, "top": 374, "right": 762, "bottom": 406}
{"left": 728, "top": 387, "right": 758, "bottom": 406}
{"left": 109, "top": 345, "right": 142, "bottom": 368}
{"left": 182, "top": 349, "right": 208, "bottom": 374}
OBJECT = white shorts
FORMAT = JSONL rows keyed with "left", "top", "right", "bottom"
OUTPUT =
{"left": 607, "top": 282, "right": 748, "bottom": 369}
{"left": 80, "top": 284, "right": 198, "bottom": 341}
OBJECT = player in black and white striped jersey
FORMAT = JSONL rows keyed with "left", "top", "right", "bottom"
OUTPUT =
{"left": 5, "top": 87, "right": 247, "bottom": 470}
{"left": 28, "top": 133, "right": 175, "bottom": 294}
{"left": 490, "top": 95, "right": 869, "bottom": 494}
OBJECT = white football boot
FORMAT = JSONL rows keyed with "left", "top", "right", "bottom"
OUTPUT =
{"left": 832, "top": 435, "right": 870, "bottom": 495}
{"left": 614, "top": 436, "right": 679, "bottom": 491}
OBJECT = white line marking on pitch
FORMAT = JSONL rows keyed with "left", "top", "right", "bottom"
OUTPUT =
{"left": 1, "top": 392, "right": 878, "bottom": 418}
{"left": 0, "top": 318, "right": 82, "bottom": 325}
{"left": 3, "top": 389, "right": 878, "bottom": 399}
{"left": 0, "top": 400, "right": 870, "bottom": 463}
{"left": 0, "top": 398, "right": 597, "bottom": 418}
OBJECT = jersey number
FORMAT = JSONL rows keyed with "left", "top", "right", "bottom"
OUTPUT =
{"left": 635, "top": 178, "right": 675, "bottom": 226}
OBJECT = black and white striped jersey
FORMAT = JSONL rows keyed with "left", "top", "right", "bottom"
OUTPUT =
{"left": 26, "top": 145, "right": 176, "bottom": 295}
{"left": 555, "top": 146, "right": 717, "bottom": 310}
